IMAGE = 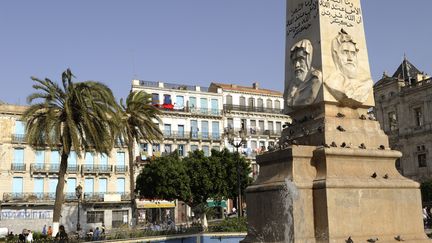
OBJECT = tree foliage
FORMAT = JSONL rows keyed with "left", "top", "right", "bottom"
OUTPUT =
{"left": 136, "top": 148, "right": 252, "bottom": 209}
{"left": 22, "top": 69, "right": 118, "bottom": 230}
{"left": 136, "top": 152, "right": 191, "bottom": 201}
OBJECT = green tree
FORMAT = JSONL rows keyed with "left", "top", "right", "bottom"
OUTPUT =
{"left": 136, "top": 152, "right": 191, "bottom": 202}
{"left": 116, "top": 91, "right": 163, "bottom": 225}
{"left": 22, "top": 69, "right": 118, "bottom": 233}
{"left": 183, "top": 150, "right": 226, "bottom": 227}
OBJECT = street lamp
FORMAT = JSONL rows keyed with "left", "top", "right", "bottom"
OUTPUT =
{"left": 224, "top": 127, "right": 247, "bottom": 218}
{"left": 75, "top": 185, "right": 83, "bottom": 232}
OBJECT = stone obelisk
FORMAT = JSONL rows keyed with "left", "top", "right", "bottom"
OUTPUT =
{"left": 242, "top": 0, "right": 429, "bottom": 242}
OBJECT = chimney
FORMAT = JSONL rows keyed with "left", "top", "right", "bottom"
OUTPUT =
{"left": 253, "top": 82, "right": 259, "bottom": 89}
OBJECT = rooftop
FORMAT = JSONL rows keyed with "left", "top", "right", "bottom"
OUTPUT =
{"left": 209, "top": 82, "right": 282, "bottom": 96}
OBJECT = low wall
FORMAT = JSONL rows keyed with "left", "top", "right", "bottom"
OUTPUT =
{"left": 105, "top": 232, "right": 247, "bottom": 243}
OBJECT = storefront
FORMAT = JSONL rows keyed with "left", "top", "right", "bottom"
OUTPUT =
{"left": 136, "top": 199, "right": 176, "bottom": 226}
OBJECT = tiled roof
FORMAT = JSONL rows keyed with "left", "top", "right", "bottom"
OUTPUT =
{"left": 210, "top": 82, "right": 283, "bottom": 96}
{"left": 392, "top": 58, "right": 422, "bottom": 80}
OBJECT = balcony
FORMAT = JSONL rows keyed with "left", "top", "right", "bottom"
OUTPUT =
{"left": 226, "top": 128, "right": 281, "bottom": 138}
{"left": 223, "top": 104, "right": 284, "bottom": 114}
{"left": 2, "top": 192, "right": 56, "bottom": 203}
{"left": 115, "top": 165, "right": 128, "bottom": 174}
{"left": 81, "top": 164, "right": 112, "bottom": 175}
{"left": 11, "top": 134, "right": 26, "bottom": 143}
{"left": 163, "top": 131, "right": 222, "bottom": 141}
{"left": 83, "top": 192, "right": 131, "bottom": 202}
{"left": 11, "top": 163, "right": 26, "bottom": 172}
{"left": 31, "top": 163, "right": 60, "bottom": 174}
{"left": 153, "top": 104, "right": 222, "bottom": 116}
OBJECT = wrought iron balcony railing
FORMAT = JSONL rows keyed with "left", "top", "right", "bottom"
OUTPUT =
{"left": 162, "top": 130, "right": 222, "bottom": 141}
{"left": 31, "top": 163, "right": 60, "bottom": 173}
{"left": 11, "top": 134, "right": 26, "bottom": 143}
{"left": 11, "top": 163, "right": 26, "bottom": 172}
{"left": 83, "top": 192, "right": 131, "bottom": 202}
{"left": 223, "top": 104, "right": 284, "bottom": 114}
{"left": 81, "top": 164, "right": 112, "bottom": 174}
{"left": 115, "top": 165, "right": 128, "bottom": 173}
{"left": 2, "top": 192, "right": 56, "bottom": 202}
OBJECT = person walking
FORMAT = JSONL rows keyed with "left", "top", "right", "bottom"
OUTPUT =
{"left": 42, "top": 225, "right": 47, "bottom": 238}
{"left": 47, "top": 226, "right": 53, "bottom": 237}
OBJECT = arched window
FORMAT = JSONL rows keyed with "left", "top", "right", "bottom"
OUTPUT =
{"left": 266, "top": 99, "right": 273, "bottom": 109}
{"left": 275, "top": 100, "right": 281, "bottom": 110}
{"left": 248, "top": 97, "right": 255, "bottom": 108}
{"left": 257, "top": 98, "right": 264, "bottom": 111}
{"left": 240, "top": 96, "right": 246, "bottom": 108}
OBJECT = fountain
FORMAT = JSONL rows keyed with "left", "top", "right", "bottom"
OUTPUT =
{"left": 241, "top": 0, "right": 430, "bottom": 242}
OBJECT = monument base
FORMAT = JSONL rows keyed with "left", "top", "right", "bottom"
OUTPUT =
{"left": 242, "top": 146, "right": 430, "bottom": 243}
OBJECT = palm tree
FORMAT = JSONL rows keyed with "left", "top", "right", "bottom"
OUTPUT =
{"left": 116, "top": 91, "right": 163, "bottom": 226}
{"left": 22, "top": 69, "right": 118, "bottom": 234}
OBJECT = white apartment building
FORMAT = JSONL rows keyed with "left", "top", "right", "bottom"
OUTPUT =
{"left": 0, "top": 104, "right": 132, "bottom": 233}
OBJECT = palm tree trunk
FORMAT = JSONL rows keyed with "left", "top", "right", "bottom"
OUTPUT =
{"left": 52, "top": 152, "right": 68, "bottom": 236}
{"left": 128, "top": 138, "right": 137, "bottom": 227}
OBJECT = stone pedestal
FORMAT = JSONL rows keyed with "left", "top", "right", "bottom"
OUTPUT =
{"left": 241, "top": 146, "right": 317, "bottom": 243}
{"left": 313, "top": 147, "right": 429, "bottom": 243}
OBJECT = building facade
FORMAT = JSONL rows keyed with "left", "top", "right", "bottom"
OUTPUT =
{"left": 0, "top": 80, "right": 288, "bottom": 232}
{"left": 0, "top": 104, "right": 132, "bottom": 233}
{"left": 374, "top": 58, "right": 432, "bottom": 181}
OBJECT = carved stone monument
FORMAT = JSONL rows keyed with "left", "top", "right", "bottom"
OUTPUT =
{"left": 242, "top": 0, "right": 430, "bottom": 242}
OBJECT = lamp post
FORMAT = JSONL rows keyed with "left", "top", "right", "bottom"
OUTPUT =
{"left": 75, "top": 185, "right": 83, "bottom": 232}
{"left": 224, "top": 127, "right": 247, "bottom": 218}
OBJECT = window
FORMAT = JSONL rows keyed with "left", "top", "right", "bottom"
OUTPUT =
{"left": 164, "top": 124, "right": 172, "bottom": 137}
{"left": 418, "top": 154, "right": 427, "bottom": 168}
{"left": 34, "top": 177, "right": 44, "bottom": 194}
{"left": 15, "top": 120, "right": 25, "bottom": 135}
{"left": 85, "top": 152, "right": 94, "bottom": 165}
{"left": 268, "top": 121, "right": 274, "bottom": 132}
{"left": 175, "top": 96, "right": 184, "bottom": 110}
{"left": 13, "top": 148, "right": 24, "bottom": 164}
{"left": 191, "top": 145, "right": 199, "bottom": 152}
{"left": 87, "top": 211, "right": 104, "bottom": 224}
{"left": 226, "top": 95, "right": 233, "bottom": 105}
{"left": 275, "top": 100, "right": 281, "bottom": 109}
{"left": 201, "top": 121, "right": 209, "bottom": 139}
{"left": 49, "top": 178, "right": 58, "bottom": 193}
{"left": 266, "top": 99, "right": 273, "bottom": 109}
{"left": 163, "top": 94, "right": 172, "bottom": 104}
{"left": 117, "top": 152, "right": 125, "bottom": 167}
{"left": 112, "top": 210, "right": 128, "bottom": 228}
{"left": 178, "top": 125, "right": 185, "bottom": 138}
{"left": 100, "top": 153, "right": 108, "bottom": 165}
{"left": 211, "top": 99, "right": 219, "bottom": 115}
{"left": 66, "top": 178, "right": 76, "bottom": 195}
{"left": 189, "top": 97, "right": 197, "bottom": 111}
{"left": 227, "top": 118, "right": 234, "bottom": 129}
{"left": 152, "top": 144, "right": 160, "bottom": 152}
{"left": 200, "top": 98, "right": 208, "bottom": 114}
{"left": 240, "top": 97, "right": 246, "bottom": 107}
{"left": 164, "top": 144, "right": 172, "bottom": 154}
{"left": 85, "top": 178, "right": 94, "bottom": 193}
{"left": 276, "top": 122, "right": 282, "bottom": 133}
{"left": 212, "top": 146, "right": 220, "bottom": 152}
{"left": 178, "top": 144, "right": 185, "bottom": 156}
{"left": 248, "top": 97, "right": 255, "bottom": 108}
{"left": 202, "top": 146, "right": 210, "bottom": 157}
{"left": 259, "top": 141, "right": 266, "bottom": 151}
{"left": 117, "top": 178, "right": 125, "bottom": 193}
{"left": 12, "top": 177, "right": 23, "bottom": 194}
{"left": 258, "top": 120, "right": 265, "bottom": 132}
{"left": 99, "top": 178, "right": 107, "bottom": 193}
{"left": 414, "top": 107, "right": 423, "bottom": 127}
{"left": 191, "top": 120, "right": 198, "bottom": 139}
{"left": 152, "top": 93, "right": 159, "bottom": 105}
{"left": 140, "top": 143, "right": 148, "bottom": 160}
{"left": 51, "top": 150, "right": 60, "bottom": 164}
{"left": 35, "top": 150, "right": 45, "bottom": 164}
{"left": 388, "top": 111, "right": 398, "bottom": 131}
{"left": 69, "top": 151, "right": 77, "bottom": 166}
{"left": 212, "top": 121, "right": 220, "bottom": 139}
{"left": 241, "top": 119, "right": 247, "bottom": 130}
{"left": 257, "top": 98, "right": 264, "bottom": 109}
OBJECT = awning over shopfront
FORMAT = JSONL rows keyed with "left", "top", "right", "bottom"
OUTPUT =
{"left": 136, "top": 199, "right": 176, "bottom": 209}
{"left": 207, "top": 199, "right": 227, "bottom": 208}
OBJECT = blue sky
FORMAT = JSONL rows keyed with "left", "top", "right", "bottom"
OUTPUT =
{"left": 0, "top": 0, "right": 430, "bottom": 105}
